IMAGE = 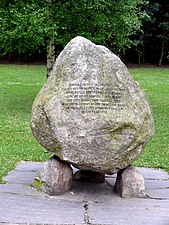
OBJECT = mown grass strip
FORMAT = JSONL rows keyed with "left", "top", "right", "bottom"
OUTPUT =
{"left": 0, "top": 65, "right": 168, "bottom": 183}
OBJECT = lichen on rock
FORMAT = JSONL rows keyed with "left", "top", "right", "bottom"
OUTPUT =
{"left": 31, "top": 36, "right": 155, "bottom": 174}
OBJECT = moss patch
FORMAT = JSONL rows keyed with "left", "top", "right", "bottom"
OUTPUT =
{"left": 32, "top": 177, "right": 46, "bottom": 190}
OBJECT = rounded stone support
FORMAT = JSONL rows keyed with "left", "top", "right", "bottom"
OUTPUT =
{"left": 114, "top": 166, "right": 146, "bottom": 198}
{"left": 33, "top": 155, "right": 73, "bottom": 195}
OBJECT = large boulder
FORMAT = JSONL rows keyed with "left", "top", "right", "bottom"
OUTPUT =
{"left": 31, "top": 36, "right": 155, "bottom": 174}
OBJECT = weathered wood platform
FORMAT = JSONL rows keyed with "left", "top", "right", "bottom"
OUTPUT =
{"left": 0, "top": 162, "right": 169, "bottom": 225}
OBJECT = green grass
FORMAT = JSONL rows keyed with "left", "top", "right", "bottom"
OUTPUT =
{"left": 0, "top": 64, "right": 50, "bottom": 183}
{"left": 129, "top": 68, "right": 169, "bottom": 172}
{"left": 0, "top": 65, "right": 169, "bottom": 183}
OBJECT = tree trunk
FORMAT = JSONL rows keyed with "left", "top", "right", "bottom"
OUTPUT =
{"left": 158, "top": 40, "right": 165, "bottom": 67}
{"left": 24, "top": 53, "right": 28, "bottom": 63}
{"left": 138, "top": 45, "right": 143, "bottom": 65}
{"left": 47, "top": 40, "right": 55, "bottom": 78}
{"left": 8, "top": 53, "right": 11, "bottom": 61}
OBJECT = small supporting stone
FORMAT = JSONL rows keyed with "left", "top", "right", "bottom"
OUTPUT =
{"left": 114, "top": 165, "right": 146, "bottom": 198}
{"left": 33, "top": 155, "right": 73, "bottom": 195}
{"left": 74, "top": 170, "right": 105, "bottom": 183}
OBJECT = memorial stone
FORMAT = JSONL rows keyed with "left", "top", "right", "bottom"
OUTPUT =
{"left": 31, "top": 36, "right": 155, "bottom": 196}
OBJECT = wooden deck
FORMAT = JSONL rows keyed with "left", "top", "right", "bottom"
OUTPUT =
{"left": 0, "top": 162, "right": 169, "bottom": 225}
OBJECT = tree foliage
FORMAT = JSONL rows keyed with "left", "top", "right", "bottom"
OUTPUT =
{"left": 0, "top": 0, "right": 146, "bottom": 57}
{"left": 0, "top": 1, "right": 46, "bottom": 54}
{"left": 132, "top": 0, "right": 169, "bottom": 65}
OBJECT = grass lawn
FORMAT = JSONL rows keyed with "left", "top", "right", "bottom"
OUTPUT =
{"left": 0, "top": 64, "right": 50, "bottom": 183}
{"left": 130, "top": 68, "right": 169, "bottom": 172}
{"left": 0, "top": 64, "right": 169, "bottom": 183}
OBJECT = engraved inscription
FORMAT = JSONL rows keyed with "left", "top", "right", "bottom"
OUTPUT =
{"left": 62, "top": 81, "right": 126, "bottom": 114}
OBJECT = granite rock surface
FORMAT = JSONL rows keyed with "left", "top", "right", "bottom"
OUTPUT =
{"left": 31, "top": 36, "right": 155, "bottom": 174}
{"left": 114, "top": 166, "right": 146, "bottom": 198}
{"left": 34, "top": 156, "right": 73, "bottom": 195}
